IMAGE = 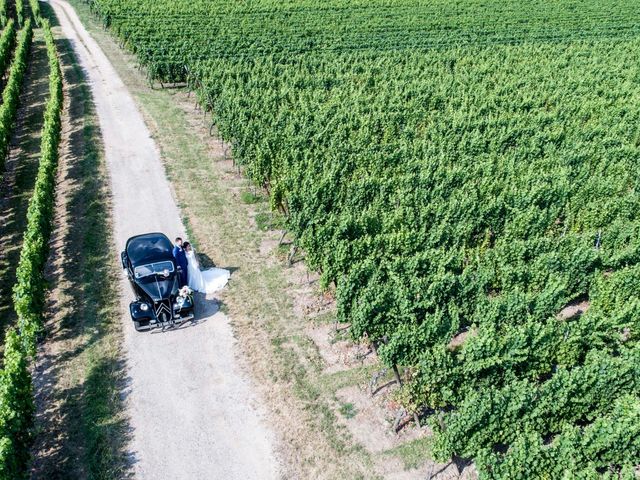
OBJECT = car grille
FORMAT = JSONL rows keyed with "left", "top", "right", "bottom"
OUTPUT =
{"left": 154, "top": 300, "right": 172, "bottom": 322}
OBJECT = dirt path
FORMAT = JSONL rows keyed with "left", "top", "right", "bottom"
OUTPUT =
{"left": 47, "top": 1, "right": 280, "bottom": 479}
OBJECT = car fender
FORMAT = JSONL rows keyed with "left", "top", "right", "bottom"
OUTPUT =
{"left": 130, "top": 301, "right": 153, "bottom": 321}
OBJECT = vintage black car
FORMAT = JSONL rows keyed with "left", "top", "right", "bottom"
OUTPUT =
{"left": 121, "top": 232, "right": 194, "bottom": 331}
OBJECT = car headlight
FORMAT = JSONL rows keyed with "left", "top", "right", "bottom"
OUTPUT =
{"left": 176, "top": 296, "right": 185, "bottom": 307}
{"left": 140, "top": 303, "right": 149, "bottom": 311}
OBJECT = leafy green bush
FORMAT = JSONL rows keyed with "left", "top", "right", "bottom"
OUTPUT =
{"left": 0, "top": 20, "right": 31, "bottom": 172}
{"left": 28, "top": 0, "right": 40, "bottom": 26}
{"left": 0, "top": 19, "right": 15, "bottom": 85}
{"left": 0, "top": 0, "right": 7, "bottom": 28}
{"left": 14, "top": 0, "right": 24, "bottom": 27}
{"left": 0, "top": 330, "right": 34, "bottom": 480}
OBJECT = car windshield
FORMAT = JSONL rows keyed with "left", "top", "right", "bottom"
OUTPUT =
{"left": 134, "top": 261, "right": 174, "bottom": 279}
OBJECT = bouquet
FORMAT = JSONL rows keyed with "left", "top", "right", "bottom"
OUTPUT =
{"left": 176, "top": 286, "right": 193, "bottom": 310}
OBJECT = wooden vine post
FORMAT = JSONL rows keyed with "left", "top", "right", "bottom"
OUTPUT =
{"left": 381, "top": 336, "right": 421, "bottom": 430}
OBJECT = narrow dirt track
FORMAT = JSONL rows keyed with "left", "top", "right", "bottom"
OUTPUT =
{"left": 47, "top": 1, "right": 280, "bottom": 478}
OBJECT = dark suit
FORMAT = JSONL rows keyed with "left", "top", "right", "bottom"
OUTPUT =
{"left": 172, "top": 245, "right": 188, "bottom": 286}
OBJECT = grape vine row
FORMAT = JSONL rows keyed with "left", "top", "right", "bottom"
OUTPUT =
{"left": 0, "top": 17, "right": 30, "bottom": 175}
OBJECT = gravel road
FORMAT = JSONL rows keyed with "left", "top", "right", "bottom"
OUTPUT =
{"left": 48, "top": 1, "right": 280, "bottom": 478}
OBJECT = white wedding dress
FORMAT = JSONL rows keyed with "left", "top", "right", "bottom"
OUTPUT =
{"left": 186, "top": 250, "right": 230, "bottom": 294}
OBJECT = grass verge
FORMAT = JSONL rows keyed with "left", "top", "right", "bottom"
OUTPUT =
{"left": 384, "top": 436, "right": 434, "bottom": 471}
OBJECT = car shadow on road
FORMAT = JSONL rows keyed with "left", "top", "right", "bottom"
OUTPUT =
{"left": 196, "top": 292, "right": 223, "bottom": 318}
{"left": 149, "top": 292, "right": 224, "bottom": 334}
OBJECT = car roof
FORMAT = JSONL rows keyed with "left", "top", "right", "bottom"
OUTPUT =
{"left": 126, "top": 232, "right": 174, "bottom": 267}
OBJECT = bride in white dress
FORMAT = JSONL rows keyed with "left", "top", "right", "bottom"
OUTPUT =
{"left": 183, "top": 242, "right": 230, "bottom": 294}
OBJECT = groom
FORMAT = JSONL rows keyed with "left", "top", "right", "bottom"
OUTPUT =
{"left": 172, "top": 237, "right": 188, "bottom": 286}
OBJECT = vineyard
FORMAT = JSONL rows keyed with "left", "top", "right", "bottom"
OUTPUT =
{"left": 0, "top": 0, "right": 63, "bottom": 477}
{"left": 85, "top": 0, "right": 640, "bottom": 477}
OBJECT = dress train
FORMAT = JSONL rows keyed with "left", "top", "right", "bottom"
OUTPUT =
{"left": 186, "top": 250, "right": 230, "bottom": 294}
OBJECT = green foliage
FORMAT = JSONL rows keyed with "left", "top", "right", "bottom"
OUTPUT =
{"left": 0, "top": 330, "right": 33, "bottom": 480}
{"left": 14, "top": 0, "right": 24, "bottom": 27}
{"left": 87, "top": 0, "right": 640, "bottom": 83}
{"left": 88, "top": 0, "right": 640, "bottom": 476}
{"left": 475, "top": 395, "right": 640, "bottom": 479}
{"left": 0, "top": 0, "right": 7, "bottom": 28}
{"left": 0, "top": 20, "right": 15, "bottom": 79}
{"left": 28, "top": 0, "right": 40, "bottom": 26}
{"left": 0, "top": 19, "right": 31, "bottom": 173}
